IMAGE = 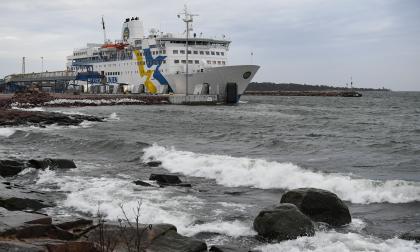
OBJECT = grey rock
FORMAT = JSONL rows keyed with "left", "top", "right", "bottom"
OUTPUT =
{"left": 280, "top": 188, "right": 351, "bottom": 226}
{"left": 149, "top": 174, "right": 182, "bottom": 185}
{"left": 209, "top": 245, "right": 253, "bottom": 252}
{"left": 0, "top": 241, "right": 45, "bottom": 252}
{"left": 133, "top": 180, "right": 154, "bottom": 187}
{"left": 146, "top": 161, "right": 162, "bottom": 167}
{"left": 28, "top": 159, "right": 76, "bottom": 170}
{"left": 400, "top": 230, "right": 420, "bottom": 243}
{"left": 253, "top": 203, "right": 315, "bottom": 241}
{"left": 0, "top": 180, "right": 53, "bottom": 211}
{"left": 54, "top": 218, "right": 93, "bottom": 230}
{"left": 0, "top": 160, "right": 26, "bottom": 177}
{"left": 147, "top": 230, "right": 207, "bottom": 252}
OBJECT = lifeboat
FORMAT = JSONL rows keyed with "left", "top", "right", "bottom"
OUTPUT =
{"left": 101, "top": 42, "right": 128, "bottom": 50}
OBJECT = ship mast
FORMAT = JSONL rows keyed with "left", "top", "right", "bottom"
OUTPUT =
{"left": 178, "top": 5, "right": 198, "bottom": 95}
{"left": 101, "top": 15, "right": 107, "bottom": 43}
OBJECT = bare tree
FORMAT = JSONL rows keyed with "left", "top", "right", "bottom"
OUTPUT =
{"left": 118, "top": 201, "right": 152, "bottom": 252}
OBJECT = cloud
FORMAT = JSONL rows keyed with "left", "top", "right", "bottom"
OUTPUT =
{"left": 0, "top": 0, "right": 419, "bottom": 90}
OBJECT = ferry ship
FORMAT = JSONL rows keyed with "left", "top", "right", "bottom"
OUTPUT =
{"left": 67, "top": 7, "right": 259, "bottom": 103}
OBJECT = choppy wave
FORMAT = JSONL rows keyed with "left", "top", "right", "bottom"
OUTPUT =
{"left": 142, "top": 145, "right": 420, "bottom": 204}
{"left": 255, "top": 231, "right": 420, "bottom": 252}
{"left": 0, "top": 128, "right": 16, "bottom": 137}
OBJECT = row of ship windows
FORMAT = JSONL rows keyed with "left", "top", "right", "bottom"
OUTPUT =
{"left": 74, "top": 52, "right": 87, "bottom": 56}
{"left": 104, "top": 70, "right": 174, "bottom": 75}
{"left": 173, "top": 60, "right": 226, "bottom": 65}
{"left": 150, "top": 50, "right": 225, "bottom": 56}
{"left": 173, "top": 50, "right": 224, "bottom": 56}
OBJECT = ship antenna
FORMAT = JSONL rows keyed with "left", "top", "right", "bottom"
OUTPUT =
{"left": 178, "top": 5, "right": 198, "bottom": 95}
{"left": 101, "top": 15, "right": 107, "bottom": 43}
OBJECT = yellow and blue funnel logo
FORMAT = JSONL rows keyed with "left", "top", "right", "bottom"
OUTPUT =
{"left": 134, "top": 49, "right": 171, "bottom": 94}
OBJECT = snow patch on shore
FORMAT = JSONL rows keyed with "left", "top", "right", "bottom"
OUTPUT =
{"left": 43, "top": 98, "right": 146, "bottom": 106}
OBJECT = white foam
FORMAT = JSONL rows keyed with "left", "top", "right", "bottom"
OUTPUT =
{"left": 11, "top": 106, "right": 45, "bottom": 112}
{"left": 34, "top": 169, "right": 257, "bottom": 237}
{"left": 183, "top": 220, "right": 256, "bottom": 237}
{"left": 255, "top": 231, "right": 420, "bottom": 252}
{"left": 0, "top": 128, "right": 16, "bottom": 137}
{"left": 36, "top": 169, "right": 57, "bottom": 185}
{"left": 107, "top": 112, "right": 120, "bottom": 121}
{"left": 142, "top": 145, "right": 420, "bottom": 204}
{"left": 18, "top": 167, "right": 37, "bottom": 175}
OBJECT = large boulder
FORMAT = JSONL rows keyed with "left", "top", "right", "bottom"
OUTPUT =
{"left": 280, "top": 188, "right": 351, "bottom": 226}
{"left": 253, "top": 203, "right": 314, "bottom": 241}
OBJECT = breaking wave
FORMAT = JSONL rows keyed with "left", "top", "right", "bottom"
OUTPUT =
{"left": 142, "top": 145, "right": 420, "bottom": 204}
{"left": 35, "top": 170, "right": 254, "bottom": 237}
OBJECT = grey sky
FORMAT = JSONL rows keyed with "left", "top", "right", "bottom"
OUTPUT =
{"left": 0, "top": 0, "right": 419, "bottom": 90}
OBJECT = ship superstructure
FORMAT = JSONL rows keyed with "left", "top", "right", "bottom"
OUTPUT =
{"left": 67, "top": 7, "right": 259, "bottom": 103}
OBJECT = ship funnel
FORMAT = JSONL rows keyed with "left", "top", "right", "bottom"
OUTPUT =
{"left": 121, "top": 17, "right": 144, "bottom": 42}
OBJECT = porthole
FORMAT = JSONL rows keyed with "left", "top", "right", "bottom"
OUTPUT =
{"left": 243, "top": 71, "right": 252, "bottom": 79}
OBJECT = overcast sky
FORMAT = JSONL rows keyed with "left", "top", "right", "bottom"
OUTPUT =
{"left": 0, "top": 0, "right": 419, "bottom": 90}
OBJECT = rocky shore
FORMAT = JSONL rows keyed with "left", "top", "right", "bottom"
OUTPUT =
{"left": 1, "top": 156, "right": 419, "bottom": 251}
{"left": 1, "top": 91, "right": 169, "bottom": 110}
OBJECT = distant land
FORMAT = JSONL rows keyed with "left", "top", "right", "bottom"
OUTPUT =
{"left": 245, "top": 82, "right": 391, "bottom": 92}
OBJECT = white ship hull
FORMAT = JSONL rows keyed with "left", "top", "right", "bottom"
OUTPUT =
{"left": 166, "top": 65, "right": 260, "bottom": 99}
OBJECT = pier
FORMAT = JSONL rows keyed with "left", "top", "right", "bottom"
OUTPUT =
{"left": 1, "top": 71, "right": 101, "bottom": 93}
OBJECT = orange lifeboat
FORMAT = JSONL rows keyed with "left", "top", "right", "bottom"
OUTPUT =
{"left": 101, "top": 42, "right": 127, "bottom": 50}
